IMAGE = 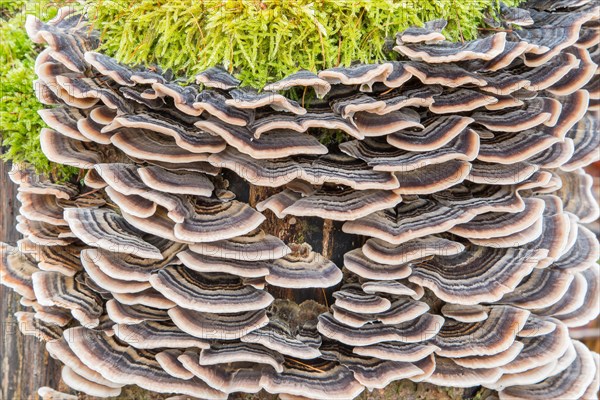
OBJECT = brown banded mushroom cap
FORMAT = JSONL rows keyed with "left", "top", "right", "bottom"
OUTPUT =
{"left": 174, "top": 200, "right": 266, "bottom": 242}
{"left": 387, "top": 115, "right": 474, "bottom": 152}
{"left": 63, "top": 327, "right": 228, "bottom": 398}
{"left": 331, "top": 298, "right": 429, "bottom": 328}
{"left": 441, "top": 304, "right": 489, "bottom": 323}
{"left": 394, "top": 32, "right": 507, "bottom": 63}
{"left": 137, "top": 166, "right": 214, "bottom": 197}
{"left": 332, "top": 284, "right": 391, "bottom": 314}
{"left": 155, "top": 349, "right": 195, "bottom": 380}
{"left": 274, "top": 185, "right": 402, "bottom": 221}
{"left": 177, "top": 250, "right": 271, "bottom": 278}
{"left": 37, "top": 106, "right": 89, "bottom": 141}
{"left": 317, "top": 312, "right": 444, "bottom": 346}
{"left": 0, "top": 244, "right": 38, "bottom": 299}
{"left": 106, "top": 299, "right": 170, "bottom": 324}
{"left": 150, "top": 265, "right": 274, "bottom": 313}
{"left": 498, "top": 340, "right": 596, "bottom": 400}
{"left": 80, "top": 249, "right": 151, "bottom": 293}
{"left": 432, "top": 306, "right": 530, "bottom": 357}
{"left": 226, "top": 88, "right": 306, "bottom": 115}
{"left": 64, "top": 207, "right": 163, "bottom": 259}
{"left": 112, "top": 287, "right": 177, "bottom": 309}
{"left": 195, "top": 66, "right": 241, "bottom": 89}
{"left": 61, "top": 366, "right": 122, "bottom": 398}
{"left": 265, "top": 243, "right": 342, "bottom": 288}
{"left": 169, "top": 307, "right": 268, "bottom": 340}
{"left": 397, "top": 19, "right": 447, "bottom": 43}
{"left": 352, "top": 342, "right": 439, "bottom": 362}
{"left": 342, "top": 197, "right": 475, "bottom": 245}
{"left": 40, "top": 128, "right": 103, "bottom": 168}
{"left": 409, "top": 246, "right": 545, "bottom": 305}
{"left": 199, "top": 342, "right": 285, "bottom": 373}
{"left": 196, "top": 121, "right": 328, "bottom": 159}
{"left": 104, "top": 186, "right": 157, "bottom": 219}
{"left": 106, "top": 113, "right": 226, "bottom": 154}
{"left": 189, "top": 229, "right": 290, "bottom": 261}
{"left": 317, "top": 63, "right": 394, "bottom": 92}
{"left": 362, "top": 236, "right": 465, "bottom": 265}
{"left": 264, "top": 70, "right": 331, "bottom": 98}
{"left": 240, "top": 319, "right": 322, "bottom": 360}
{"left": 451, "top": 341, "right": 525, "bottom": 369}
{"left": 32, "top": 271, "right": 103, "bottom": 326}
{"left": 426, "top": 357, "right": 503, "bottom": 387}
{"left": 113, "top": 320, "right": 210, "bottom": 349}
{"left": 343, "top": 248, "right": 412, "bottom": 280}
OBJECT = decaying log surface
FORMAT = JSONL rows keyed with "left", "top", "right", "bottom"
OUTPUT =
{"left": 0, "top": 161, "right": 62, "bottom": 400}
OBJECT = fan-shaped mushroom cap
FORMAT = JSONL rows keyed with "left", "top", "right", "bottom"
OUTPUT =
{"left": 264, "top": 70, "right": 331, "bottom": 98}
{"left": 552, "top": 224, "right": 598, "bottom": 272}
{"left": 320, "top": 342, "right": 423, "bottom": 389}
{"left": 426, "top": 357, "right": 503, "bottom": 387}
{"left": 498, "top": 340, "right": 596, "bottom": 400}
{"left": 15, "top": 311, "right": 63, "bottom": 341}
{"left": 430, "top": 88, "right": 498, "bottom": 113}
{"left": 106, "top": 299, "right": 170, "bottom": 324}
{"left": 343, "top": 248, "right": 412, "bottom": 280}
{"left": 155, "top": 349, "right": 195, "bottom": 380}
{"left": 561, "top": 111, "right": 600, "bottom": 170}
{"left": 433, "top": 306, "right": 530, "bottom": 357}
{"left": 361, "top": 281, "right": 418, "bottom": 297}
{"left": 581, "top": 351, "right": 600, "bottom": 400}
{"left": 410, "top": 246, "right": 544, "bottom": 305}
{"left": 318, "top": 312, "right": 443, "bottom": 346}
{"left": 37, "top": 106, "right": 89, "bottom": 141}
{"left": 549, "top": 47, "right": 596, "bottom": 96}
{"left": 110, "top": 128, "right": 210, "bottom": 163}
{"left": 332, "top": 284, "right": 391, "bottom": 314}
{"left": 331, "top": 298, "right": 429, "bottom": 328}
{"left": 553, "top": 265, "right": 600, "bottom": 327}
{"left": 105, "top": 187, "right": 156, "bottom": 219}
{"left": 247, "top": 112, "right": 361, "bottom": 139}
{"left": 452, "top": 341, "right": 525, "bottom": 370}
{"left": 63, "top": 327, "right": 227, "bottom": 398}
{"left": 61, "top": 365, "right": 122, "bottom": 398}
{"left": 227, "top": 88, "right": 306, "bottom": 114}
{"left": 107, "top": 113, "right": 226, "bottom": 154}
{"left": 113, "top": 320, "right": 210, "bottom": 349}
{"left": 137, "top": 166, "right": 214, "bottom": 197}
{"left": 555, "top": 169, "right": 599, "bottom": 223}
{"left": 273, "top": 185, "right": 401, "bottom": 221}
{"left": 397, "top": 19, "right": 447, "bottom": 43}
{"left": 265, "top": 243, "right": 342, "bottom": 288}
{"left": 362, "top": 236, "right": 464, "bottom": 265}
{"left": 40, "top": 128, "right": 103, "bottom": 168}
{"left": 405, "top": 63, "right": 487, "bottom": 87}
{"left": 35, "top": 244, "right": 83, "bottom": 277}
{"left": 266, "top": 360, "right": 364, "bottom": 400}
{"left": 112, "top": 288, "right": 176, "bottom": 309}
{"left": 343, "top": 197, "right": 474, "bottom": 244}
{"left": 537, "top": 271, "right": 589, "bottom": 317}
{"left": 473, "top": 98, "right": 562, "bottom": 132}
{"left": 17, "top": 192, "right": 66, "bottom": 226}
{"left": 37, "top": 387, "right": 77, "bottom": 400}
{"left": 178, "top": 350, "right": 264, "bottom": 393}
{"left": 177, "top": 250, "right": 271, "bottom": 278}
{"left": 387, "top": 115, "right": 474, "bottom": 151}
{"left": 240, "top": 321, "right": 322, "bottom": 360}
{"left": 341, "top": 131, "right": 479, "bottom": 173}
{"left": 0, "top": 244, "right": 38, "bottom": 299}
{"left": 195, "top": 66, "right": 240, "bottom": 89}
{"left": 80, "top": 250, "right": 151, "bottom": 293}
{"left": 32, "top": 271, "right": 103, "bottom": 326}
{"left": 352, "top": 342, "right": 439, "bottom": 362}
{"left": 199, "top": 342, "right": 285, "bottom": 373}
{"left": 318, "top": 63, "right": 394, "bottom": 92}
{"left": 189, "top": 230, "right": 290, "bottom": 261}
{"left": 518, "top": 314, "right": 557, "bottom": 338}
{"left": 501, "top": 268, "right": 574, "bottom": 309}
{"left": 197, "top": 120, "right": 328, "bottom": 159}
{"left": 64, "top": 208, "right": 162, "bottom": 259}
{"left": 501, "top": 322, "right": 570, "bottom": 374}
{"left": 150, "top": 266, "right": 273, "bottom": 313}
{"left": 169, "top": 307, "right": 268, "bottom": 340}
{"left": 395, "top": 32, "right": 507, "bottom": 63}
{"left": 441, "top": 304, "right": 489, "bottom": 323}
{"left": 16, "top": 215, "right": 73, "bottom": 246}
{"left": 174, "top": 200, "right": 265, "bottom": 242}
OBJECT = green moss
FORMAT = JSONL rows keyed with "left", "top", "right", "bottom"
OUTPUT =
{"left": 1, "top": 0, "right": 78, "bottom": 181}
{"left": 87, "top": 0, "right": 521, "bottom": 87}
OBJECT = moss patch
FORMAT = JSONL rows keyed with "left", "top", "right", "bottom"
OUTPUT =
{"left": 87, "top": 0, "right": 521, "bottom": 87}
{"left": 1, "top": 0, "right": 78, "bottom": 180}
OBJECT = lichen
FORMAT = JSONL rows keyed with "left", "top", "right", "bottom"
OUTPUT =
{"left": 1, "top": 0, "right": 78, "bottom": 181}
{"left": 86, "top": 0, "right": 522, "bottom": 87}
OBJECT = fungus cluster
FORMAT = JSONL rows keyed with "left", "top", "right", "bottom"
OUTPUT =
{"left": 2, "top": 1, "right": 600, "bottom": 399}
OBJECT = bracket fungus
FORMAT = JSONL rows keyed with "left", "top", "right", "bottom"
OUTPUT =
{"left": 1, "top": 2, "right": 599, "bottom": 399}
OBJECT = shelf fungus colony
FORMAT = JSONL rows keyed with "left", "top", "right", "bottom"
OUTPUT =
{"left": 2, "top": 1, "right": 600, "bottom": 399}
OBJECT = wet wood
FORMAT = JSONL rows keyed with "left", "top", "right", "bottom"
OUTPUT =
{"left": 0, "top": 161, "right": 62, "bottom": 400}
